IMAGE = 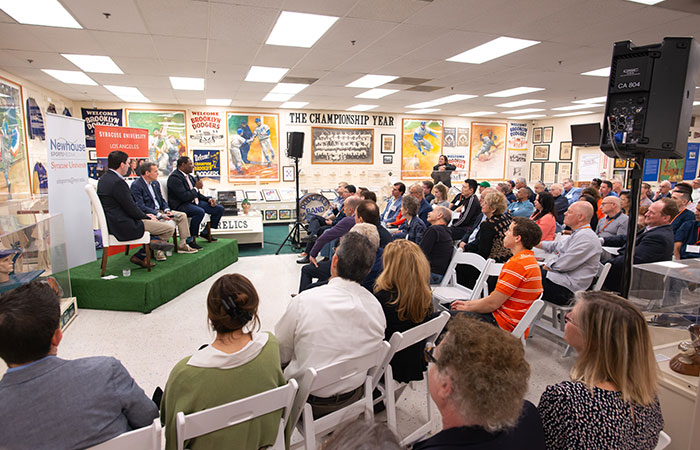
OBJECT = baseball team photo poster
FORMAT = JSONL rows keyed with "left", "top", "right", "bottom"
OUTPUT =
{"left": 401, "top": 119, "right": 444, "bottom": 179}
{"left": 0, "top": 76, "right": 31, "bottom": 199}
{"left": 469, "top": 122, "right": 507, "bottom": 180}
{"left": 226, "top": 112, "right": 280, "bottom": 182}
{"left": 126, "top": 109, "right": 187, "bottom": 176}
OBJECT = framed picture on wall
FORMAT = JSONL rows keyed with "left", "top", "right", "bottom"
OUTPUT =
{"left": 381, "top": 134, "right": 395, "bottom": 154}
{"left": 614, "top": 158, "right": 627, "bottom": 168}
{"left": 383, "top": 155, "right": 393, "bottom": 164}
{"left": 533, "top": 127, "right": 543, "bottom": 144}
{"left": 282, "top": 165, "right": 295, "bottom": 182}
{"left": 557, "top": 162, "right": 572, "bottom": 182}
{"left": 264, "top": 210, "right": 278, "bottom": 221}
{"left": 559, "top": 141, "right": 572, "bottom": 160}
{"left": 262, "top": 188, "right": 280, "bottom": 202}
{"left": 543, "top": 126, "right": 553, "bottom": 143}
{"left": 533, "top": 144, "right": 550, "bottom": 160}
{"left": 88, "top": 149, "right": 97, "bottom": 161}
{"left": 245, "top": 190, "right": 260, "bottom": 201}
{"left": 542, "top": 161, "right": 557, "bottom": 184}
{"left": 279, "top": 209, "right": 292, "bottom": 220}
{"left": 613, "top": 169, "right": 627, "bottom": 186}
{"left": 530, "top": 162, "right": 543, "bottom": 182}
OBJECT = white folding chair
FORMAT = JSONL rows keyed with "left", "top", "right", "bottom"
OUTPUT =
{"left": 175, "top": 379, "right": 298, "bottom": 450}
{"left": 475, "top": 261, "right": 504, "bottom": 298}
{"left": 376, "top": 311, "right": 451, "bottom": 446}
{"left": 432, "top": 249, "right": 492, "bottom": 311}
{"left": 87, "top": 418, "right": 161, "bottom": 450}
{"left": 654, "top": 430, "right": 671, "bottom": 450}
{"left": 85, "top": 184, "right": 151, "bottom": 276}
{"left": 511, "top": 298, "right": 544, "bottom": 345}
{"left": 591, "top": 262, "right": 612, "bottom": 291}
{"left": 287, "top": 342, "right": 391, "bottom": 450}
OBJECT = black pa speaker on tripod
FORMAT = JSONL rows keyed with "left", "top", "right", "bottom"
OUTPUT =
{"left": 287, "top": 132, "right": 304, "bottom": 158}
{"left": 276, "top": 132, "right": 307, "bottom": 254}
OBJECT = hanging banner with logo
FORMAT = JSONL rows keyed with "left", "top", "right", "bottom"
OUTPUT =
{"left": 189, "top": 111, "right": 225, "bottom": 147}
{"left": 81, "top": 108, "right": 123, "bottom": 148}
{"left": 45, "top": 113, "right": 96, "bottom": 268}
{"left": 683, "top": 143, "right": 699, "bottom": 181}
{"left": 193, "top": 149, "right": 220, "bottom": 180}
{"left": 508, "top": 122, "right": 529, "bottom": 150}
{"left": 94, "top": 125, "right": 149, "bottom": 179}
{"left": 642, "top": 158, "right": 660, "bottom": 182}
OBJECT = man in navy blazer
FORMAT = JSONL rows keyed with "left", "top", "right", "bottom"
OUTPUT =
{"left": 130, "top": 161, "right": 197, "bottom": 256}
{"left": 0, "top": 281, "right": 158, "bottom": 449}
{"left": 167, "top": 156, "right": 224, "bottom": 244}
{"left": 602, "top": 198, "right": 677, "bottom": 292}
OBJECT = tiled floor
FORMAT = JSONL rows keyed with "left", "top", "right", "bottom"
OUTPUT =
{"left": 4, "top": 253, "right": 576, "bottom": 442}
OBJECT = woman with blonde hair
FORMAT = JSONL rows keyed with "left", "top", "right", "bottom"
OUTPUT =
{"left": 374, "top": 239, "right": 433, "bottom": 382}
{"left": 161, "top": 274, "right": 286, "bottom": 450}
{"left": 538, "top": 291, "right": 663, "bottom": 450}
{"left": 431, "top": 182, "right": 450, "bottom": 208}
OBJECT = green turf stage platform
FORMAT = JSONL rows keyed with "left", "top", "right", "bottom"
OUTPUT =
{"left": 71, "top": 239, "right": 238, "bottom": 313}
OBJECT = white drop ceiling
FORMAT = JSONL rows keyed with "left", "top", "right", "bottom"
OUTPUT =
{"left": 0, "top": 0, "right": 699, "bottom": 118}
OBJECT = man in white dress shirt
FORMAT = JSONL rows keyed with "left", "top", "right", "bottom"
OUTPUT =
{"left": 275, "top": 232, "right": 385, "bottom": 417}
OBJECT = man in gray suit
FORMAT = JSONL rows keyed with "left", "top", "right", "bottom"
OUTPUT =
{"left": 0, "top": 281, "right": 158, "bottom": 450}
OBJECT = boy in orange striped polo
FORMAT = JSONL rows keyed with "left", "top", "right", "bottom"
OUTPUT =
{"left": 451, "top": 217, "right": 543, "bottom": 332}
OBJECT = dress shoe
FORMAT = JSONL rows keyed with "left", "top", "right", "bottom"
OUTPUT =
{"left": 200, "top": 232, "right": 217, "bottom": 241}
{"left": 178, "top": 244, "right": 198, "bottom": 254}
{"left": 150, "top": 239, "right": 174, "bottom": 252}
{"left": 296, "top": 255, "right": 310, "bottom": 264}
{"left": 154, "top": 250, "right": 167, "bottom": 261}
{"left": 130, "top": 255, "right": 155, "bottom": 268}
{"left": 188, "top": 240, "right": 203, "bottom": 250}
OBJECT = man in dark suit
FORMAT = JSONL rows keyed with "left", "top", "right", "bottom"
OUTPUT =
{"left": 97, "top": 151, "right": 174, "bottom": 268}
{"left": 603, "top": 198, "right": 677, "bottom": 292}
{"left": 408, "top": 183, "right": 432, "bottom": 225}
{"left": 130, "top": 162, "right": 198, "bottom": 256}
{"left": 167, "top": 156, "right": 224, "bottom": 244}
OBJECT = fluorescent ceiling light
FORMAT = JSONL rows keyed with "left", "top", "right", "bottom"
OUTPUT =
{"left": 355, "top": 88, "right": 398, "bottom": 99}
{"left": 266, "top": 11, "right": 338, "bottom": 48}
{"left": 407, "top": 109, "right": 441, "bottom": 114}
{"left": 552, "top": 104, "right": 603, "bottom": 111}
{"left": 206, "top": 98, "right": 231, "bottom": 106}
{"left": 406, "top": 94, "right": 477, "bottom": 109}
{"left": 41, "top": 69, "right": 96, "bottom": 85}
{"left": 447, "top": 36, "right": 540, "bottom": 64}
{"left": 485, "top": 87, "right": 544, "bottom": 97}
{"left": 346, "top": 104, "right": 378, "bottom": 112}
{"left": 572, "top": 96, "right": 607, "bottom": 104}
{"left": 581, "top": 67, "right": 611, "bottom": 77}
{"left": 510, "top": 114, "right": 546, "bottom": 119}
{"left": 346, "top": 75, "right": 398, "bottom": 88}
{"left": 263, "top": 92, "right": 294, "bottom": 102}
{"left": 270, "top": 83, "right": 308, "bottom": 95}
{"left": 459, "top": 111, "right": 496, "bottom": 117}
{"left": 553, "top": 111, "right": 594, "bottom": 117}
{"left": 245, "top": 66, "right": 289, "bottom": 83}
{"left": 61, "top": 54, "right": 122, "bottom": 74}
{"left": 496, "top": 99, "right": 545, "bottom": 108}
{"left": 694, "top": 101, "right": 700, "bottom": 106}
{"left": 501, "top": 108, "right": 545, "bottom": 114}
{"left": 626, "top": 0, "right": 665, "bottom": 5}
{"left": 169, "top": 76, "right": 204, "bottom": 90}
{"left": 104, "top": 85, "right": 150, "bottom": 103}
{"left": 280, "top": 101, "right": 309, "bottom": 108}
{"left": 0, "top": 0, "right": 81, "bottom": 28}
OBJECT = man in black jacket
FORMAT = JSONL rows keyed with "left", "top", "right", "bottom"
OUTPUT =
{"left": 97, "top": 151, "right": 174, "bottom": 268}
{"left": 448, "top": 179, "right": 482, "bottom": 240}
{"left": 167, "top": 156, "right": 224, "bottom": 247}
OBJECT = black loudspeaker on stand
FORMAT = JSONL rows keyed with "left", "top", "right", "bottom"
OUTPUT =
{"left": 276, "top": 132, "right": 307, "bottom": 255}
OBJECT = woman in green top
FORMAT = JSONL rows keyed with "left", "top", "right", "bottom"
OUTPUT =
{"left": 161, "top": 273, "right": 287, "bottom": 450}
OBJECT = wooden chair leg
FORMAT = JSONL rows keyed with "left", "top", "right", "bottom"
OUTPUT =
{"left": 125, "top": 244, "right": 130, "bottom": 255}
{"left": 144, "top": 244, "right": 151, "bottom": 272}
{"left": 100, "top": 249, "right": 109, "bottom": 277}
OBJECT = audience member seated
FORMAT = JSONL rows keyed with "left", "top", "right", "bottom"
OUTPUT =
{"left": 549, "top": 183, "right": 568, "bottom": 224}
{"left": 98, "top": 150, "right": 174, "bottom": 268}
{"left": 530, "top": 191, "right": 557, "bottom": 241}
{"left": 130, "top": 162, "right": 198, "bottom": 256}
{"left": 459, "top": 191, "right": 512, "bottom": 263}
{"left": 408, "top": 182, "right": 433, "bottom": 225}
{"left": 448, "top": 179, "right": 482, "bottom": 240}
{"left": 0, "top": 281, "right": 158, "bottom": 449}
{"left": 533, "top": 180, "right": 546, "bottom": 196}
{"left": 381, "top": 182, "right": 405, "bottom": 226}
{"left": 276, "top": 232, "right": 385, "bottom": 418}
{"left": 374, "top": 239, "right": 433, "bottom": 383}
{"left": 596, "top": 196, "right": 628, "bottom": 239}
{"left": 431, "top": 182, "right": 450, "bottom": 208}
{"left": 562, "top": 178, "right": 582, "bottom": 205}
{"left": 298, "top": 196, "right": 360, "bottom": 291}
{"left": 538, "top": 201, "right": 602, "bottom": 305}
{"left": 391, "top": 195, "right": 426, "bottom": 243}
{"left": 590, "top": 177, "right": 602, "bottom": 190}
{"left": 359, "top": 199, "right": 393, "bottom": 248}
{"left": 652, "top": 180, "right": 672, "bottom": 201}
{"left": 423, "top": 180, "right": 435, "bottom": 203}
{"left": 603, "top": 198, "right": 677, "bottom": 293}
{"left": 161, "top": 274, "right": 285, "bottom": 450}
{"left": 619, "top": 191, "right": 631, "bottom": 215}
{"left": 580, "top": 187, "right": 602, "bottom": 225}
{"left": 599, "top": 180, "right": 617, "bottom": 198}
{"left": 505, "top": 180, "right": 517, "bottom": 203}
{"left": 413, "top": 315, "right": 545, "bottom": 450}
{"left": 420, "top": 206, "right": 455, "bottom": 284}
{"left": 637, "top": 206, "right": 649, "bottom": 231}
{"left": 515, "top": 177, "right": 536, "bottom": 203}
{"left": 167, "top": 156, "right": 224, "bottom": 245}
{"left": 507, "top": 186, "right": 535, "bottom": 218}
{"left": 451, "top": 217, "right": 543, "bottom": 333}
{"left": 671, "top": 182, "right": 695, "bottom": 238}
{"left": 640, "top": 182, "right": 654, "bottom": 207}
{"left": 350, "top": 223, "right": 383, "bottom": 292}
{"left": 538, "top": 291, "right": 663, "bottom": 450}
{"left": 478, "top": 181, "right": 491, "bottom": 195}
{"left": 611, "top": 178, "right": 624, "bottom": 197}
{"left": 321, "top": 419, "right": 402, "bottom": 450}
{"left": 692, "top": 178, "right": 700, "bottom": 211}
{"left": 306, "top": 183, "right": 354, "bottom": 239}
{"left": 675, "top": 206, "right": 700, "bottom": 260}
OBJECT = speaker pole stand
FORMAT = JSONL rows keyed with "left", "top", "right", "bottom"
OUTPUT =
{"left": 619, "top": 153, "right": 644, "bottom": 298}
{"left": 276, "top": 156, "right": 307, "bottom": 255}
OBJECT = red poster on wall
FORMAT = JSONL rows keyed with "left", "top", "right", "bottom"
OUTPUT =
{"left": 94, "top": 125, "right": 148, "bottom": 158}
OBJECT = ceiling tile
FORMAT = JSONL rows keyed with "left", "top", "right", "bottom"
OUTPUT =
{"left": 28, "top": 28, "right": 105, "bottom": 54}
{"left": 136, "top": 0, "right": 209, "bottom": 38}
{"left": 62, "top": 0, "right": 149, "bottom": 33}
{"left": 152, "top": 35, "right": 207, "bottom": 61}
{"left": 208, "top": 2, "right": 278, "bottom": 42}
{"left": 90, "top": 31, "right": 157, "bottom": 58}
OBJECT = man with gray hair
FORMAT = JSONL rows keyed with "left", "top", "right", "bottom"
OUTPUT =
{"left": 276, "top": 232, "right": 386, "bottom": 417}
{"left": 653, "top": 180, "right": 672, "bottom": 201}
{"left": 549, "top": 183, "right": 568, "bottom": 224}
{"left": 421, "top": 206, "right": 454, "bottom": 283}
{"left": 562, "top": 178, "right": 582, "bottom": 205}
{"left": 349, "top": 223, "right": 383, "bottom": 292}
{"left": 408, "top": 183, "right": 432, "bottom": 224}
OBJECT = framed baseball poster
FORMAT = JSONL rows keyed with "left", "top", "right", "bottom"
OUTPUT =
{"left": 226, "top": 112, "right": 280, "bottom": 182}
{"left": 401, "top": 119, "right": 443, "bottom": 179}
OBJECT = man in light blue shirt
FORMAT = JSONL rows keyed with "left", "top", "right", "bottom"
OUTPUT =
{"left": 507, "top": 187, "right": 535, "bottom": 217}
{"left": 562, "top": 178, "right": 582, "bottom": 205}
{"left": 381, "top": 182, "right": 405, "bottom": 226}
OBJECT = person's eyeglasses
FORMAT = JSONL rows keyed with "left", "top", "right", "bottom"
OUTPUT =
{"left": 564, "top": 311, "right": 578, "bottom": 327}
{"left": 424, "top": 346, "right": 438, "bottom": 364}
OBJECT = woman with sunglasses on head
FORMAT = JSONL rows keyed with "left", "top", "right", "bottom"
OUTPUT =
{"left": 161, "top": 274, "right": 286, "bottom": 450}
{"left": 537, "top": 291, "right": 664, "bottom": 450}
